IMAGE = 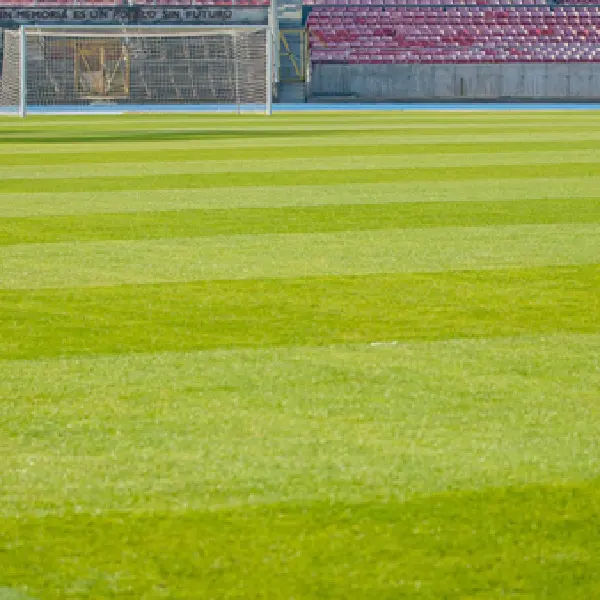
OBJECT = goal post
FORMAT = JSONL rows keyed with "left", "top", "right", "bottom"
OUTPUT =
{"left": 0, "top": 24, "right": 274, "bottom": 116}
{"left": 0, "top": 27, "right": 24, "bottom": 116}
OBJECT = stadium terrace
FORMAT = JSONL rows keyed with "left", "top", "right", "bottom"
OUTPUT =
{"left": 3, "top": 0, "right": 600, "bottom": 105}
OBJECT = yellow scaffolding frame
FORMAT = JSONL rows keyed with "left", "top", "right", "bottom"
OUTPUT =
{"left": 279, "top": 29, "right": 307, "bottom": 82}
{"left": 74, "top": 39, "right": 130, "bottom": 100}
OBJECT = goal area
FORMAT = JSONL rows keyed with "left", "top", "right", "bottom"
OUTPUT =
{"left": 0, "top": 25, "right": 273, "bottom": 115}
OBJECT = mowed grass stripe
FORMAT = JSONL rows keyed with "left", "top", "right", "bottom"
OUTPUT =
{"left": 2, "top": 333, "right": 598, "bottom": 513}
{"left": 6, "top": 162, "right": 600, "bottom": 193}
{"left": 3, "top": 179, "right": 600, "bottom": 217}
{"left": 6, "top": 139, "right": 600, "bottom": 166}
{"left": 2, "top": 199, "right": 599, "bottom": 246}
{"left": 3, "top": 132, "right": 600, "bottom": 156}
{"left": 3, "top": 123, "right": 600, "bottom": 147}
{"left": 2, "top": 224, "right": 598, "bottom": 289}
{"left": 1, "top": 265, "right": 597, "bottom": 359}
{"left": 5, "top": 120, "right": 600, "bottom": 134}
{"left": 5, "top": 117, "right": 600, "bottom": 131}
{"left": 6, "top": 110, "right": 600, "bottom": 126}
{"left": 3, "top": 482, "right": 600, "bottom": 600}
{"left": 8, "top": 112, "right": 600, "bottom": 127}
{"left": 6, "top": 150, "right": 600, "bottom": 180}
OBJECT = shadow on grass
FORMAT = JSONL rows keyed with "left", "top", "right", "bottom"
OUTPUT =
{"left": 0, "top": 128, "right": 370, "bottom": 145}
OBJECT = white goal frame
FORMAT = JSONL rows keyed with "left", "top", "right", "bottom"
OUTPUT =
{"left": 1, "top": 24, "right": 274, "bottom": 116}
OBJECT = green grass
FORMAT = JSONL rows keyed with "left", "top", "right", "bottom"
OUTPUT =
{"left": 0, "top": 112, "right": 599, "bottom": 599}
{"left": 5, "top": 161, "right": 600, "bottom": 194}
{"left": 2, "top": 483, "right": 600, "bottom": 599}
{"left": 2, "top": 199, "right": 599, "bottom": 245}
{"left": 2, "top": 225, "right": 598, "bottom": 289}
{"left": 3, "top": 139, "right": 600, "bottom": 166}
{"left": 1, "top": 266, "right": 598, "bottom": 359}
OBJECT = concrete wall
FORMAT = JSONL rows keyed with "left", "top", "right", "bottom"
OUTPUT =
{"left": 309, "top": 63, "right": 600, "bottom": 100}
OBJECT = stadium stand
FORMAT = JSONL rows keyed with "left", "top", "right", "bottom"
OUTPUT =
{"left": 2, "top": 0, "right": 600, "bottom": 102}
{"left": 307, "top": 4, "right": 600, "bottom": 64}
{"left": 0, "top": 0, "right": 119, "bottom": 4}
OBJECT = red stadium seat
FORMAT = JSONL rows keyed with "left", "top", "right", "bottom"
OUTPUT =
{"left": 308, "top": 3, "right": 600, "bottom": 64}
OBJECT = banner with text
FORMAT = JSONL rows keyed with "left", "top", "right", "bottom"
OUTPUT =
{"left": 0, "top": 6, "right": 268, "bottom": 26}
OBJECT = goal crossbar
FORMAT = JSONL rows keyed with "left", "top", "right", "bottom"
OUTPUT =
{"left": 23, "top": 25, "right": 270, "bottom": 37}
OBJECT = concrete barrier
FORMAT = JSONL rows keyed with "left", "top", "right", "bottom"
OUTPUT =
{"left": 309, "top": 63, "right": 600, "bottom": 101}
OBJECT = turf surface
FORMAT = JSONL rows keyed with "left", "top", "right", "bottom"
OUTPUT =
{"left": 0, "top": 112, "right": 599, "bottom": 599}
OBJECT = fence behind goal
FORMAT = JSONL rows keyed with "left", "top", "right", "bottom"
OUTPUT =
{"left": 0, "top": 25, "right": 273, "bottom": 115}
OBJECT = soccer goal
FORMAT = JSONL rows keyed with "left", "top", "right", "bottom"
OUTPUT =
{"left": 0, "top": 25, "right": 273, "bottom": 116}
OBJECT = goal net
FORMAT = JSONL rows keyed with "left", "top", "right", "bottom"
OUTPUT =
{"left": 0, "top": 25, "right": 273, "bottom": 115}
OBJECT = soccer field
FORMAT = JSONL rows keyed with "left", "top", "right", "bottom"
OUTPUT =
{"left": 0, "top": 111, "right": 599, "bottom": 599}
